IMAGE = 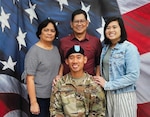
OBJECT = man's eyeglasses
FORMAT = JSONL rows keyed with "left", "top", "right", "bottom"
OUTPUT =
{"left": 73, "top": 19, "right": 87, "bottom": 24}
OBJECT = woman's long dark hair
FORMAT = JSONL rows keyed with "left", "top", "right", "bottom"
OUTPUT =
{"left": 104, "top": 17, "right": 127, "bottom": 44}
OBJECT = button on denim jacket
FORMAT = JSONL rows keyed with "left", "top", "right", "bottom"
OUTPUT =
{"left": 100, "top": 41, "right": 140, "bottom": 94}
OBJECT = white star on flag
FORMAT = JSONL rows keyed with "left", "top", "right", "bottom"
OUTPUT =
{"left": 16, "top": 27, "right": 27, "bottom": 51}
{"left": 56, "top": 0, "right": 68, "bottom": 11}
{"left": 0, "top": 56, "right": 17, "bottom": 71}
{"left": 25, "top": 0, "right": 38, "bottom": 24}
{"left": 96, "top": 18, "right": 105, "bottom": 41}
{"left": 81, "top": 1, "right": 91, "bottom": 22}
{"left": 0, "top": 7, "right": 10, "bottom": 32}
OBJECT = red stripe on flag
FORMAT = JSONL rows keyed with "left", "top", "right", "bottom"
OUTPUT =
{"left": 0, "top": 93, "right": 29, "bottom": 116}
{"left": 122, "top": 3, "right": 150, "bottom": 55}
{"left": 0, "top": 100, "right": 9, "bottom": 117}
{"left": 137, "top": 102, "right": 150, "bottom": 117}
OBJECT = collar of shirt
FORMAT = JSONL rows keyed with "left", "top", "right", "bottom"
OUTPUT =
{"left": 70, "top": 33, "right": 90, "bottom": 41}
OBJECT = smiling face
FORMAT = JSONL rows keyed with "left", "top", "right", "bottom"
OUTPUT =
{"left": 39, "top": 22, "right": 56, "bottom": 42}
{"left": 71, "top": 14, "right": 89, "bottom": 35}
{"left": 65, "top": 53, "right": 87, "bottom": 73}
{"left": 105, "top": 20, "right": 121, "bottom": 44}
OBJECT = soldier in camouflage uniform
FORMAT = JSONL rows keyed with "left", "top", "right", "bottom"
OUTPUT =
{"left": 50, "top": 45, "right": 106, "bottom": 117}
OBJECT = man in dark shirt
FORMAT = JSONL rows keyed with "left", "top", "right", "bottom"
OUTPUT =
{"left": 59, "top": 9, "right": 102, "bottom": 76}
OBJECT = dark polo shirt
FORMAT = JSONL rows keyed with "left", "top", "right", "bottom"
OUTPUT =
{"left": 59, "top": 33, "right": 102, "bottom": 75}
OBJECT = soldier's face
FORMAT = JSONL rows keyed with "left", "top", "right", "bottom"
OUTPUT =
{"left": 65, "top": 53, "right": 87, "bottom": 73}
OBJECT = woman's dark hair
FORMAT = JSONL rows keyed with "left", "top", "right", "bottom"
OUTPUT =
{"left": 71, "top": 9, "right": 87, "bottom": 21}
{"left": 104, "top": 17, "right": 127, "bottom": 44}
{"left": 36, "top": 18, "right": 58, "bottom": 39}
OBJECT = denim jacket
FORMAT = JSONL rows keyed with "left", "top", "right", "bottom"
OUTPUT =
{"left": 100, "top": 41, "right": 140, "bottom": 94}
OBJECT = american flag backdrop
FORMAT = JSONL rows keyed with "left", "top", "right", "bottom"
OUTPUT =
{"left": 0, "top": 0, "right": 149, "bottom": 117}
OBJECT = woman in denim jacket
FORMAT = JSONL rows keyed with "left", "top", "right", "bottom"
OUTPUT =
{"left": 94, "top": 17, "right": 140, "bottom": 117}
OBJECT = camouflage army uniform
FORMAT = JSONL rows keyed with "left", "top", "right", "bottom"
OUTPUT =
{"left": 50, "top": 73, "right": 106, "bottom": 117}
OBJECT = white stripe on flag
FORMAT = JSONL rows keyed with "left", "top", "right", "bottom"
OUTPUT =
{"left": 136, "top": 52, "right": 150, "bottom": 104}
{"left": 0, "top": 74, "right": 27, "bottom": 100}
{"left": 117, "top": 0, "right": 150, "bottom": 14}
